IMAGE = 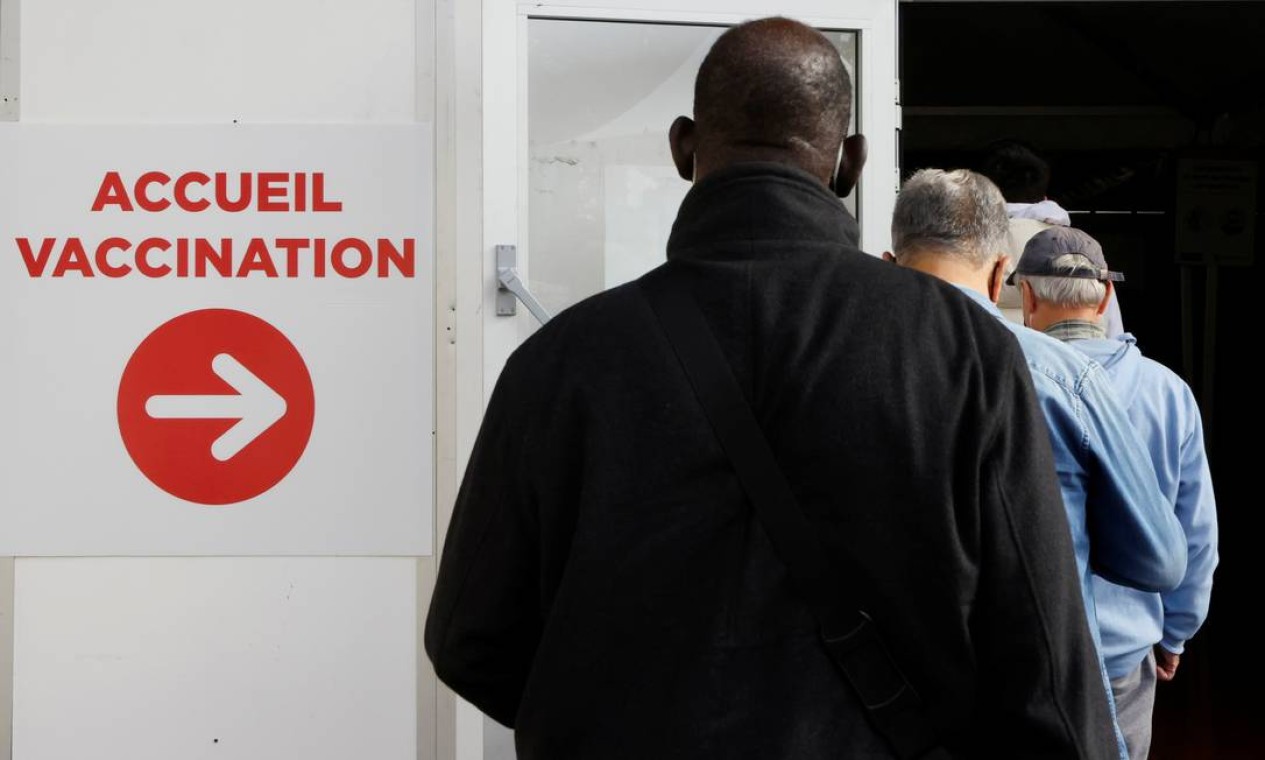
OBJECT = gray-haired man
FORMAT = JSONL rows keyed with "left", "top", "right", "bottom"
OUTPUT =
{"left": 886, "top": 169, "right": 1187, "bottom": 759}
{"left": 1013, "top": 227, "right": 1219, "bottom": 760}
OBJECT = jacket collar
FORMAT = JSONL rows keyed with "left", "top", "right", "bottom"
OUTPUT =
{"left": 952, "top": 284, "right": 1005, "bottom": 320}
{"left": 666, "top": 162, "right": 860, "bottom": 261}
{"left": 1044, "top": 319, "right": 1107, "bottom": 342}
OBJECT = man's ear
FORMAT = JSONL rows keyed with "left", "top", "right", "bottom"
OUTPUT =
{"left": 669, "top": 116, "right": 697, "bottom": 182}
{"left": 1097, "top": 281, "right": 1115, "bottom": 316}
{"left": 988, "top": 255, "right": 1011, "bottom": 304}
{"left": 1020, "top": 280, "right": 1038, "bottom": 324}
{"left": 832, "top": 133, "right": 868, "bottom": 198}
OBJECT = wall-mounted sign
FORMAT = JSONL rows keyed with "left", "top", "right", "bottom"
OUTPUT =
{"left": 1175, "top": 158, "right": 1257, "bottom": 266}
{"left": 0, "top": 124, "right": 433, "bottom": 555}
{"left": 117, "top": 308, "right": 316, "bottom": 506}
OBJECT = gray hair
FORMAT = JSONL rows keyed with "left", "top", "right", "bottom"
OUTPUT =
{"left": 1017, "top": 254, "right": 1108, "bottom": 308}
{"left": 891, "top": 169, "right": 1010, "bottom": 267}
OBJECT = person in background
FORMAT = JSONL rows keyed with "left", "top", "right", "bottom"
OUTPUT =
{"left": 1012, "top": 226, "right": 1219, "bottom": 760}
{"left": 979, "top": 139, "right": 1124, "bottom": 335}
{"left": 886, "top": 168, "right": 1188, "bottom": 760}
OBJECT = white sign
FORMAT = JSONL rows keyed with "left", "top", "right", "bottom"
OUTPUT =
{"left": 1176, "top": 158, "right": 1257, "bottom": 266}
{"left": 0, "top": 125, "right": 434, "bottom": 556}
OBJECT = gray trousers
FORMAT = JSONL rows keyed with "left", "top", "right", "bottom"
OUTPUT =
{"left": 1111, "top": 651, "right": 1158, "bottom": 760}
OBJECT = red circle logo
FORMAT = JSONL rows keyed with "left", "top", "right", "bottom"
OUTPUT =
{"left": 117, "top": 309, "right": 315, "bottom": 505}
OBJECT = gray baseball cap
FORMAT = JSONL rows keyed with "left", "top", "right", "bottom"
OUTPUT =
{"left": 1008, "top": 227, "right": 1124, "bottom": 285}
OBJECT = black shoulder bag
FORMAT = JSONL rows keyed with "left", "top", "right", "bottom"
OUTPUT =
{"left": 640, "top": 269, "right": 950, "bottom": 760}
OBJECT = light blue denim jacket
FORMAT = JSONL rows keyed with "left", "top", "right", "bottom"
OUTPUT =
{"left": 1067, "top": 333, "right": 1219, "bottom": 681}
{"left": 956, "top": 288, "right": 1187, "bottom": 758}
{"left": 956, "top": 289, "right": 1186, "bottom": 600}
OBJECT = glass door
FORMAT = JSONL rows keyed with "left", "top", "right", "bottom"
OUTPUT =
{"left": 526, "top": 19, "right": 858, "bottom": 318}
{"left": 484, "top": 2, "right": 898, "bottom": 389}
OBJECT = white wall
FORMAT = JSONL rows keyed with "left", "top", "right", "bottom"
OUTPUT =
{"left": 14, "top": 558, "right": 418, "bottom": 760}
{"left": 0, "top": 0, "right": 16, "bottom": 120}
{"left": 1, "top": 1, "right": 441, "bottom": 758}
{"left": 19, "top": 0, "right": 417, "bottom": 123}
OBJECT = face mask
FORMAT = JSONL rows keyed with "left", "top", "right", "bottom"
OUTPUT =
{"left": 829, "top": 139, "right": 845, "bottom": 195}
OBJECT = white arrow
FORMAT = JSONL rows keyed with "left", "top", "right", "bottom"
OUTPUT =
{"left": 145, "top": 353, "right": 288, "bottom": 462}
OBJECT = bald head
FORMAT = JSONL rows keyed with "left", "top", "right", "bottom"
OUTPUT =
{"left": 669, "top": 18, "right": 864, "bottom": 194}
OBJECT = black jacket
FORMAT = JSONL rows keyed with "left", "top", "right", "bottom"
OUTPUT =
{"left": 426, "top": 163, "right": 1117, "bottom": 759}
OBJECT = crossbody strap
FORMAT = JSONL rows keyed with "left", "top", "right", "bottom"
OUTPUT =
{"left": 639, "top": 268, "right": 949, "bottom": 760}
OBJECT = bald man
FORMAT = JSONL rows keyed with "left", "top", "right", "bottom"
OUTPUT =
{"left": 427, "top": 18, "right": 1116, "bottom": 759}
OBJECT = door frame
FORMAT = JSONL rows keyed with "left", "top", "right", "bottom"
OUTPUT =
{"left": 443, "top": 2, "right": 898, "bottom": 757}
{"left": 482, "top": 0, "right": 899, "bottom": 398}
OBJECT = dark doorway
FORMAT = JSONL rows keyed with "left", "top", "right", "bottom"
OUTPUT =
{"left": 901, "top": 2, "right": 1263, "bottom": 758}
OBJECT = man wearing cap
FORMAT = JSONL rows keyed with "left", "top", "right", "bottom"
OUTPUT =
{"left": 887, "top": 168, "right": 1187, "bottom": 759}
{"left": 979, "top": 140, "right": 1125, "bottom": 335}
{"left": 1014, "top": 226, "right": 1219, "bottom": 760}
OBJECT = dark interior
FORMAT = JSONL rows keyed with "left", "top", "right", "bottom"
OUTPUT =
{"left": 900, "top": 2, "right": 1263, "bottom": 756}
